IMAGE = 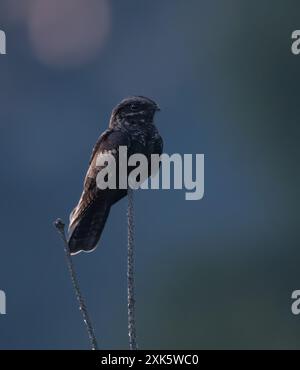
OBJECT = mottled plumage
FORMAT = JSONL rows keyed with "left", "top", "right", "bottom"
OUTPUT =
{"left": 68, "top": 96, "right": 163, "bottom": 255}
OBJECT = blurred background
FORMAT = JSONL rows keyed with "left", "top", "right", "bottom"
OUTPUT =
{"left": 0, "top": 0, "right": 299, "bottom": 349}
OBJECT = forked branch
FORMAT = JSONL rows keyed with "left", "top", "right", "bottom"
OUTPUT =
{"left": 54, "top": 218, "right": 98, "bottom": 350}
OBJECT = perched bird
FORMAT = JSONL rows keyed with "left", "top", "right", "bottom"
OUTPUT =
{"left": 68, "top": 96, "right": 163, "bottom": 255}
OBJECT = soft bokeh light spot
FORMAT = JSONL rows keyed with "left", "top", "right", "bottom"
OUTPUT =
{"left": 28, "top": 0, "right": 110, "bottom": 68}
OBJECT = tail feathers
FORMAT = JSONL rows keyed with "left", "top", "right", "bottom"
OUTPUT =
{"left": 68, "top": 199, "right": 111, "bottom": 255}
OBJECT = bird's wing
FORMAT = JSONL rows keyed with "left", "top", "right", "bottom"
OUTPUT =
{"left": 68, "top": 129, "right": 130, "bottom": 255}
{"left": 153, "top": 134, "right": 163, "bottom": 156}
{"left": 88, "top": 129, "right": 111, "bottom": 166}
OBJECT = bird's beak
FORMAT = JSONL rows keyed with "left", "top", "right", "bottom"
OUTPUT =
{"left": 155, "top": 104, "right": 161, "bottom": 112}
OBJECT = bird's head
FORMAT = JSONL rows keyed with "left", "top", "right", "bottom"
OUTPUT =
{"left": 109, "top": 96, "right": 160, "bottom": 128}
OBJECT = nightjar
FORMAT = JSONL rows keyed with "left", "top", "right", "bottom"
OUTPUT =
{"left": 68, "top": 96, "right": 163, "bottom": 255}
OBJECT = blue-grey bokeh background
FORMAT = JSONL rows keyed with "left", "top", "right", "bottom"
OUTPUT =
{"left": 0, "top": 0, "right": 299, "bottom": 349}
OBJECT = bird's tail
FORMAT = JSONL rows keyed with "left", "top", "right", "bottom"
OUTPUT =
{"left": 68, "top": 198, "right": 111, "bottom": 255}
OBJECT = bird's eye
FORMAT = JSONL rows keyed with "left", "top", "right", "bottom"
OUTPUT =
{"left": 130, "top": 103, "right": 139, "bottom": 111}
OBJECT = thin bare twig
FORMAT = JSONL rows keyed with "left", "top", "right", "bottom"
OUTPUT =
{"left": 54, "top": 218, "right": 99, "bottom": 350}
{"left": 127, "top": 189, "right": 138, "bottom": 350}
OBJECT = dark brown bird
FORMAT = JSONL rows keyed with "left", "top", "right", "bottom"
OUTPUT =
{"left": 68, "top": 96, "right": 163, "bottom": 255}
